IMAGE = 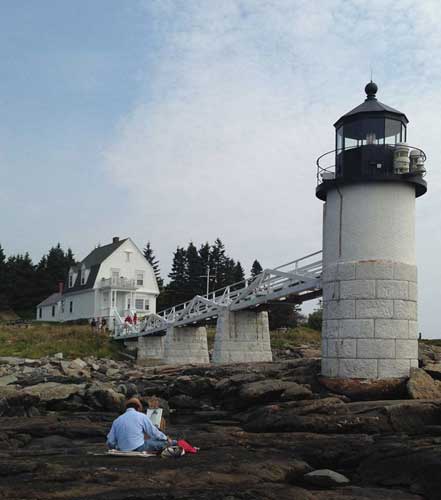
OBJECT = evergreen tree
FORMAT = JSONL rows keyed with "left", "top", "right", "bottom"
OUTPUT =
{"left": 232, "top": 261, "right": 245, "bottom": 283}
{"left": 0, "top": 244, "right": 8, "bottom": 309}
{"left": 268, "top": 302, "right": 304, "bottom": 330}
{"left": 250, "top": 259, "right": 263, "bottom": 279}
{"left": 210, "top": 238, "right": 229, "bottom": 289}
{"left": 5, "top": 253, "right": 36, "bottom": 315}
{"left": 186, "top": 242, "right": 204, "bottom": 297}
{"left": 167, "top": 247, "right": 188, "bottom": 304}
{"left": 198, "top": 243, "right": 212, "bottom": 295}
{"left": 143, "top": 242, "right": 163, "bottom": 288}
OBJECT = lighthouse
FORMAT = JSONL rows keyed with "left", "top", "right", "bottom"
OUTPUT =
{"left": 317, "top": 82, "right": 427, "bottom": 379}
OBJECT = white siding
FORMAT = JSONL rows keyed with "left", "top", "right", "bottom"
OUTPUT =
{"left": 60, "top": 290, "right": 96, "bottom": 321}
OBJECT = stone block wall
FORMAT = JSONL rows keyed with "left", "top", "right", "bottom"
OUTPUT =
{"left": 137, "top": 335, "right": 164, "bottom": 364}
{"left": 321, "top": 260, "right": 418, "bottom": 379}
{"left": 212, "top": 310, "right": 272, "bottom": 364}
{"left": 163, "top": 326, "right": 209, "bottom": 365}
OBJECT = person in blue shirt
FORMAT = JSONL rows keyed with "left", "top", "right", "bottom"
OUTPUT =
{"left": 107, "top": 397, "right": 174, "bottom": 452}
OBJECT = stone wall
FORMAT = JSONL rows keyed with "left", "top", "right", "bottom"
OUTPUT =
{"left": 137, "top": 335, "right": 164, "bottom": 364}
{"left": 163, "top": 326, "right": 209, "bottom": 365}
{"left": 321, "top": 260, "right": 418, "bottom": 379}
{"left": 212, "top": 310, "right": 272, "bottom": 364}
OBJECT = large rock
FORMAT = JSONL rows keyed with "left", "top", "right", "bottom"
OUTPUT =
{"left": 407, "top": 368, "right": 441, "bottom": 399}
{"left": 303, "top": 469, "right": 350, "bottom": 487}
{"left": 319, "top": 377, "right": 407, "bottom": 401}
{"left": 22, "top": 382, "right": 85, "bottom": 402}
{"left": 0, "top": 375, "right": 18, "bottom": 386}
{"left": 239, "top": 379, "right": 312, "bottom": 405}
{"left": 386, "top": 401, "right": 441, "bottom": 434}
{"left": 85, "top": 383, "right": 125, "bottom": 411}
{"left": 424, "top": 363, "right": 441, "bottom": 380}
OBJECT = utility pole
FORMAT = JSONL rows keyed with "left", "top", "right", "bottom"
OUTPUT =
{"left": 200, "top": 261, "right": 214, "bottom": 296}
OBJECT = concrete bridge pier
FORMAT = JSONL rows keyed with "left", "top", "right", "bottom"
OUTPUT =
{"left": 137, "top": 335, "right": 164, "bottom": 365}
{"left": 212, "top": 310, "right": 272, "bottom": 364}
{"left": 163, "top": 326, "right": 209, "bottom": 365}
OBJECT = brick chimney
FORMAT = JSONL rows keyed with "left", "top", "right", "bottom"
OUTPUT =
{"left": 58, "top": 281, "right": 64, "bottom": 295}
{"left": 112, "top": 236, "right": 120, "bottom": 244}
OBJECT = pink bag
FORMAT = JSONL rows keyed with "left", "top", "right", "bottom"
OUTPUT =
{"left": 177, "top": 439, "right": 198, "bottom": 454}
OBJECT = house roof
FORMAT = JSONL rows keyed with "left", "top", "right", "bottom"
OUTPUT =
{"left": 37, "top": 292, "right": 62, "bottom": 307}
{"left": 65, "top": 238, "right": 128, "bottom": 294}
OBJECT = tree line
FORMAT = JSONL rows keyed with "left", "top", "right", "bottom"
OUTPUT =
{"left": 0, "top": 238, "right": 321, "bottom": 330}
{"left": 0, "top": 243, "right": 75, "bottom": 317}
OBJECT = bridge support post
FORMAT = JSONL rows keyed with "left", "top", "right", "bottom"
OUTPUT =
{"left": 163, "top": 326, "right": 209, "bottom": 365}
{"left": 212, "top": 310, "right": 272, "bottom": 364}
{"left": 137, "top": 335, "right": 164, "bottom": 365}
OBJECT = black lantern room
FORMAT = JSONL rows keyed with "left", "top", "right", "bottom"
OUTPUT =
{"left": 316, "top": 82, "right": 427, "bottom": 201}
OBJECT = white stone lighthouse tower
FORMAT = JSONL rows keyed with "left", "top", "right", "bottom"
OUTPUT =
{"left": 317, "top": 82, "right": 427, "bottom": 379}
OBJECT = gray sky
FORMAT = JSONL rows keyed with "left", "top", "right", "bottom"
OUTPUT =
{"left": 1, "top": 1, "right": 440, "bottom": 336}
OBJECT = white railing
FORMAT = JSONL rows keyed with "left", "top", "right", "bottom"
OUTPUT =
{"left": 112, "top": 251, "right": 322, "bottom": 340}
{"left": 99, "top": 277, "right": 137, "bottom": 290}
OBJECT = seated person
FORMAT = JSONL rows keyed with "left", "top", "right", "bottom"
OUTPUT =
{"left": 107, "top": 397, "right": 174, "bottom": 452}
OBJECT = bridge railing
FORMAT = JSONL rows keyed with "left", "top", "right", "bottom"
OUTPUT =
{"left": 113, "top": 250, "right": 322, "bottom": 339}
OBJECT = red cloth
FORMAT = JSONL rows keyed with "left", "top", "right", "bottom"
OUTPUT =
{"left": 125, "top": 315, "right": 133, "bottom": 324}
{"left": 177, "top": 439, "right": 198, "bottom": 454}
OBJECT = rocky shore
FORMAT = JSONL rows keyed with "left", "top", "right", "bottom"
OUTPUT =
{"left": 1, "top": 343, "right": 441, "bottom": 499}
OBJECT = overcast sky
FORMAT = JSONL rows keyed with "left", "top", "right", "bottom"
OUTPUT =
{"left": 1, "top": 0, "right": 440, "bottom": 336}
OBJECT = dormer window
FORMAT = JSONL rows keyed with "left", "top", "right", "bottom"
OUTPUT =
{"left": 80, "top": 267, "right": 88, "bottom": 285}
{"left": 69, "top": 274, "right": 73, "bottom": 288}
{"left": 125, "top": 251, "right": 132, "bottom": 262}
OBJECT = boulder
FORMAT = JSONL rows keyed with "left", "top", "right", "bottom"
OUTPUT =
{"left": 53, "top": 353, "right": 63, "bottom": 360}
{"left": 239, "top": 380, "right": 312, "bottom": 405}
{"left": 407, "top": 368, "right": 441, "bottom": 399}
{"left": 319, "top": 376, "right": 407, "bottom": 401}
{"left": 386, "top": 401, "right": 441, "bottom": 434}
{"left": 169, "top": 394, "right": 204, "bottom": 409}
{"left": 0, "top": 357, "right": 26, "bottom": 366}
{"left": 85, "top": 383, "right": 125, "bottom": 411}
{"left": 22, "top": 382, "right": 85, "bottom": 402}
{"left": 286, "top": 459, "right": 314, "bottom": 483}
{"left": 424, "top": 363, "right": 441, "bottom": 380}
{"left": 303, "top": 469, "right": 350, "bottom": 487}
{"left": 106, "top": 368, "right": 120, "bottom": 378}
{"left": 69, "top": 358, "right": 87, "bottom": 370}
{"left": 0, "top": 375, "right": 18, "bottom": 386}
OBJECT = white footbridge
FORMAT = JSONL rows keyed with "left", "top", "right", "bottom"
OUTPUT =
{"left": 112, "top": 250, "right": 322, "bottom": 340}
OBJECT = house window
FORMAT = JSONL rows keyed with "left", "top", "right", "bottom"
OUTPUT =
{"left": 135, "top": 299, "right": 144, "bottom": 310}
{"left": 39, "top": 308, "right": 42, "bottom": 319}
{"left": 145, "top": 300, "right": 150, "bottom": 311}
{"left": 81, "top": 270, "right": 86, "bottom": 285}
{"left": 51, "top": 305, "right": 55, "bottom": 317}
{"left": 127, "top": 297, "right": 131, "bottom": 309}
{"left": 136, "top": 272, "right": 144, "bottom": 286}
{"left": 125, "top": 251, "right": 131, "bottom": 262}
{"left": 111, "top": 270, "right": 120, "bottom": 285}
{"left": 69, "top": 275, "right": 73, "bottom": 287}
{"left": 69, "top": 301, "right": 73, "bottom": 313}
{"left": 61, "top": 300, "right": 65, "bottom": 313}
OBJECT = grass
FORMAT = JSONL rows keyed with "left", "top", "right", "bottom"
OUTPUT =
{"left": 0, "top": 323, "right": 125, "bottom": 360}
{"left": 270, "top": 326, "right": 320, "bottom": 350}
{"left": 0, "top": 322, "right": 321, "bottom": 360}
{"left": 206, "top": 324, "right": 320, "bottom": 350}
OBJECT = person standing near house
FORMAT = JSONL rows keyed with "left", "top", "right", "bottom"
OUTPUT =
{"left": 90, "top": 318, "right": 97, "bottom": 334}
{"left": 107, "top": 398, "right": 175, "bottom": 452}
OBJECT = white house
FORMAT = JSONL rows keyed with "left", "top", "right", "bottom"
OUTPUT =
{"left": 36, "top": 237, "right": 160, "bottom": 328}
